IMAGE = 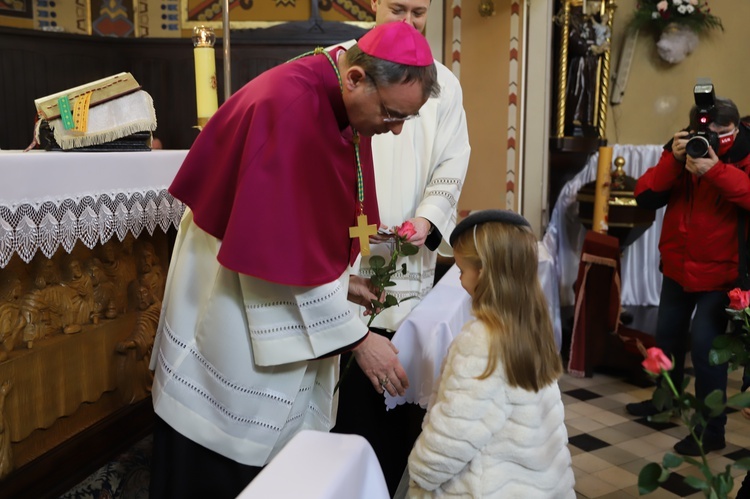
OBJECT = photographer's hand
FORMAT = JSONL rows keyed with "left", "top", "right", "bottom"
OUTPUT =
{"left": 685, "top": 146, "right": 719, "bottom": 177}
{"left": 672, "top": 131, "right": 690, "bottom": 162}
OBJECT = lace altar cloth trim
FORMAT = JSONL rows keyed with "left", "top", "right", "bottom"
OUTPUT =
{"left": 0, "top": 189, "right": 185, "bottom": 268}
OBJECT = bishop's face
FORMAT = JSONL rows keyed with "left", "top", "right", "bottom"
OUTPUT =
{"left": 343, "top": 67, "right": 426, "bottom": 137}
{"left": 372, "top": 0, "right": 430, "bottom": 33}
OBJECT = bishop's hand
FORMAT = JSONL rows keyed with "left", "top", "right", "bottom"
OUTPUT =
{"left": 347, "top": 275, "right": 384, "bottom": 315}
{"left": 352, "top": 333, "right": 409, "bottom": 397}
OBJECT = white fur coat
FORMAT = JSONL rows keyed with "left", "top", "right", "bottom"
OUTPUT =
{"left": 407, "top": 320, "right": 575, "bottom": 498}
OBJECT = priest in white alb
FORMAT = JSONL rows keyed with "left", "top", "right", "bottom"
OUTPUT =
{"left": 330, "top": 0, "right": 471, "bottom": 494}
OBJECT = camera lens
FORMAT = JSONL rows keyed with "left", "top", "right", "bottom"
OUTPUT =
{"left": 686, "top": 136, "right": 709, "bottom": 158}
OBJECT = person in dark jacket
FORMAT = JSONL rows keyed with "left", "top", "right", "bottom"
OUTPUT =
{"left": 626, "top": 97, "right": 750, "bottom": 457}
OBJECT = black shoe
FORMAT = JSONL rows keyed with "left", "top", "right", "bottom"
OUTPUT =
{"left": 673, "top": 434, "right": 726, "bottom": 456}
{"left": 625, "top": 399, "right": 659, "bottom": 417}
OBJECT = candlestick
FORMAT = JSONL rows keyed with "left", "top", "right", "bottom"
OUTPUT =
{"left": 592, "top": 146, "right": 613, "bottom": 234}
{"left": 192, "top": 26, "right": 218, "bottom": 129}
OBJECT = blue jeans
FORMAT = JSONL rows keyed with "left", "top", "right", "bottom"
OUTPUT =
{"left": 654, "top": 275, "right": 729, "bottom": 438}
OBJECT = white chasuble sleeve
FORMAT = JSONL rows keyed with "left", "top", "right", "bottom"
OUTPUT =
{"left": 415, "top": 63, "right": 471, "bottom": 257}
{"left": 150, "top": 210, "right": 364, "bottom": 466}
{"left": 240, "top": 270, "right": 368, "bottom": 367}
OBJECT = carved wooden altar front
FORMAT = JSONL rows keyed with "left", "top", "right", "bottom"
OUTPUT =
{"left": 0, "top": 150, "right": 186, "bottom": 497}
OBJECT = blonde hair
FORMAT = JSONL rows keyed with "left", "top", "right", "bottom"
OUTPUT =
{"left": 453, "top": 222, "right": 562, "bottom": 391}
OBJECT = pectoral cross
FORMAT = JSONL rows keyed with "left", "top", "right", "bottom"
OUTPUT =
{"left": 349, "top": 214, "right": 377, "bottom": 256}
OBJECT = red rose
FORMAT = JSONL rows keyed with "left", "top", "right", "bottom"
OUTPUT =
{"left": 728, "top": 288, "right": 750, "bottom": 310}
{"left": 397, "top": 221, "right": 417, "bottom": 240}
{"left": 642, "top": 347, "right": 673, "bottom": 375}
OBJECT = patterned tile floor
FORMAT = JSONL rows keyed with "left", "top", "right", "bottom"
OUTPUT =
{"left": 562, "top": 366, "right": 749, "bottom": 498}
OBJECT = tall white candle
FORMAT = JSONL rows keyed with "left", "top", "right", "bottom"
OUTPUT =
{"left": 192, "top": 26, "right": 218, "bottom": 129}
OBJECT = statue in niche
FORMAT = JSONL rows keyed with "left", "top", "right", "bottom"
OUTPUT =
{"left": 132, "top": 241, "right": 165, "bottom": 303}
{"left": 563, "top": 2, "right": 610, "bottom": 137}
{"left": 0, "top": 380, "right": 12, "bottom": 479}
{"left": 0, "top": 277, "right": 26, "bottom": 361}
{"left": 116, "top": 280, "right": 161, "bottom": 404}
{"left": 86, "top": 258, "right": 118, "bottom": 322}
{"left": 99, "top": 239, "right": 137, "bottom": 315}
{"left": 59, "top": 256, "right": 95, "bottom": 333}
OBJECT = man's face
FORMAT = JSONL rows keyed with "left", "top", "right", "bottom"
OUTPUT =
{"left": 345, "top": 76, "right": 427, "bottom": 137}
{"left": 372, "top": 0, "right": 430, "bottom": 32}
{"left": 709, "top": 122, "right": 737, "bottom": 136}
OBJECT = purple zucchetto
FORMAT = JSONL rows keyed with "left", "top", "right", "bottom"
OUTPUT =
{"left": 358, "top": 21, "right": 434, "bottom": 67}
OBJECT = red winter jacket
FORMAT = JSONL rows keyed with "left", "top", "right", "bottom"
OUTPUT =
{"left": 635, "top": 128, "right": 750, "bottom": 292}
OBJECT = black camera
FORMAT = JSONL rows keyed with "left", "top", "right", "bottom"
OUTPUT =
{"left": 685, "top": 81, "right": 719, "bottom": 159}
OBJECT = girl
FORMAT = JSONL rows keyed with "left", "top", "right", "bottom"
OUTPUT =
{"left": 407, "top": 210, "right": 575, "bottom": 498}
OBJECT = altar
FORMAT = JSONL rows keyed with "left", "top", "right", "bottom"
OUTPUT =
{"left": 0, "top": 149, "right": 186, "bottom": 497}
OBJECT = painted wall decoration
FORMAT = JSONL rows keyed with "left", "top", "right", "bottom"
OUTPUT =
{"left": 134, "top": 0, "right": 181, "bottom": 37}
{"left": 182, "top": 0, "right": 373, "bottom": 29}
{"left": 505, "top": 0, "right": 521, "bottom": 210}
{"left": 92, "top": 0, "right": 134, "bottom": 36}
{"left": 0, "top": 0, "right": 32, "bottom": 29}
{"left": 0, "top": 0, "right": 31, "bottom": 18}
{"left": 34, "top": 0, "right": 92, "bottom": 35}
{"left": 0, "top": 0, "right": 371, "bottom": 35}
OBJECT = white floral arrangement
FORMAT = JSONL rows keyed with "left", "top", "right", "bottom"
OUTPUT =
{"left": 629, "top": 0, "right": 722, "bottom": 35}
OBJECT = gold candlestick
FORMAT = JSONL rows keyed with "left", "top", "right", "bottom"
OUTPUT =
{"left": 592, "top": 146, "right": 613, "bottom": 234}
{"left": 192, "top": 26, "right": 218, "bottom": 129}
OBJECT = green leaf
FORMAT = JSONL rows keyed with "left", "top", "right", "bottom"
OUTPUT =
{"left": 712, "top": 334, "right": 732, "bottom": 349}
{"left": 683, "top": 475, "right": 709, "bottom": 492}
{"left": 369, "top": 256, "right": 386, "bottom": 269}
{"left": 728, "top": 392, "right": 750, "bottom": 409}
{"left": 384, "top": 295, "right": 398, "bottom": 307}
{"left": 385, "top": 281, "right": 397, "bottom": 287}
{"left": 733, "top": 458, "right": 750, "bottom": 471}
{"left": 709, "top": 347, "right": 732, "bottom": 366}
{"left": 653, "top": 387, "right": 671, "bottom": 411}
{"left": 662, "top": 453, "right": 683, "bottom": 469}
{"left": 649, "top": 411, "right": 673, "bottom": 423}
{"left": 704, "top": 390, "right": 726, "bottom": 418}
{"left": 400, "top": 243, "right": 419, "bottom": 256}
{"left": 638, "top": 463, "right": 664, "bottom": 495}
{"left": 716, "top": 468, "right": 734, "bottom": 497}
{"left": 371, "top": 299, "right": 383, "bottom": 308}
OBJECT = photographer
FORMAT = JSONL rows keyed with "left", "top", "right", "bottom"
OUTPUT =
{"left": 626, "top": 95, "right": 750, "bottom": 456}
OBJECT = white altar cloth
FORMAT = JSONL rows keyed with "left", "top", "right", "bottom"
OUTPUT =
{"left": 384, "top": 242, "right": 561, "bottom": 410}
{"left": 237, "top": 430, "right": 389, "bottom": 499}
{"left": 0, "top": 150, "right": 187, "bottom": 267}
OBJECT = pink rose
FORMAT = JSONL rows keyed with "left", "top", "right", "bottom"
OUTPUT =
{"left": 656, "top": 0, "right": 668, "bottom": 11}
{"left": 397, "top": 221, "right": 417, "bottom": 240}
{"left": 728, "top": 288, "right": 750, "bottom": 310}
{"left": 642, "top": 347, "right": 673, "bottom": 375}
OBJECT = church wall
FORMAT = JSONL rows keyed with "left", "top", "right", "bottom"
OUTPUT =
{"left": 605, "top": 0, "right": 750, "bottom": 145}
{"left": 445, "top": 1, "right": 525, "bottom": 215}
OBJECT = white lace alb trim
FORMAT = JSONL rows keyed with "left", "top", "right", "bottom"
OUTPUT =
{"left": 0, "top": 189, "right": 185, "bottom": 268}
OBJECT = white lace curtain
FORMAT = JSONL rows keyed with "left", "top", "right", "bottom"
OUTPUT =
{"left": 542, "top": 144, "right": 666, "bottom": 307}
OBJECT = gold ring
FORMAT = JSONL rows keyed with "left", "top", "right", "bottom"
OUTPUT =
{"left": 380, "top": 377, "right": 389, "bottom": 388}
